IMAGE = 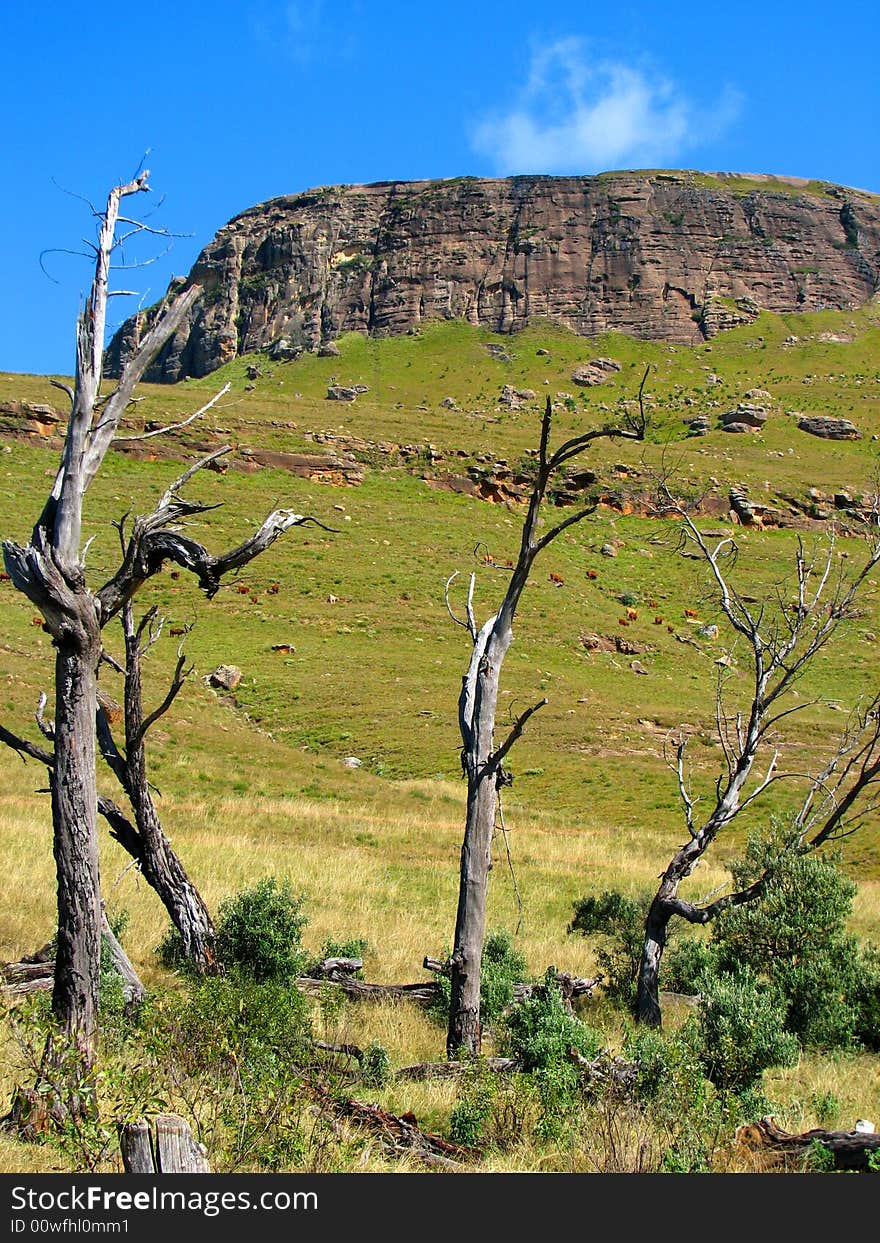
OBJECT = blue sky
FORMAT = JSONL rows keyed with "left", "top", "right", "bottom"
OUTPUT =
{"left": 2, "top": 0, "right": 878, "bottom": 375}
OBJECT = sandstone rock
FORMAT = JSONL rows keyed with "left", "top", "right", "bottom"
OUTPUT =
{"left": 209, "top": 665, "right": 242, "bottom": 691}
{"left": 721, "top": 403, "right": 767, "bottom": 429}
{"left": 267, "top": 337, "right": 301, "bottom": 361}
{"left": 722, "top": 421, "right": 756, "bottom": 433}
{"left": 797, "top": 416, "right": 860, "bottom": 440}
{"left": 572, "top": 364, "right": 608, "bottom": 387}
{"left": 318, "top": 340, "right": 341, "bottom": 356}
{"left": 499, "top": 384, "right": 537, "bottom": 407}
{"left": 326, "top": 385, "right": 359, "bottom": 402}
{"left": 745, "top": 388, "right": 771, "bottom": 401}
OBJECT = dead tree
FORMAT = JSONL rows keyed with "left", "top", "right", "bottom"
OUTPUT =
{"left": 445, "top": 393, "right": 645, "bottom": 1057}
{"left": 635, "top": 491, "right": 880, "bottom": 1026}
{"left": 95, "top": 601, "right": 216, "bottom": 971}
{"left": 1, "top": 174, "right": 326, "bottom": 1103}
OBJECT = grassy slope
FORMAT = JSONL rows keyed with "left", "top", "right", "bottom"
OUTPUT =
{"left": 2, "top": 306, "right": 880, "bottom": 1168}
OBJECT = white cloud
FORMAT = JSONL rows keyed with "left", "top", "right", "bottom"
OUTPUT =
{"left": 471, "top": 39, "right": 740, "bottom": 175}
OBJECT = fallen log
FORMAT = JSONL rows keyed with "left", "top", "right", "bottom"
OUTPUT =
{"left": 305, "top": 957, "right": 363, "bottom": 979}
{"left": 736, "top": 1116, "right": 880, "bottom": 1171}
{"left": 294, "top": 976, "right": 441, "bottom": 1005}
{"left": 308, "top": 1083, "right": 473, "bottom": 1170}
{"left": 2, "top": 915, "right": 145, "bottom": 1008}
{"left": 422, "top": 957, "right": 602, "bottom": 1005}
{"left": 396, "top": 1057, "right": 520, "bottom": 1082}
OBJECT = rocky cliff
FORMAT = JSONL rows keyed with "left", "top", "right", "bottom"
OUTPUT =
{"left": 106, "top": 172, "right": 880, "bottom": 382}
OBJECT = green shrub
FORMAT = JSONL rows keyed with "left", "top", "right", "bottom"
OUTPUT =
{"left": 851, "top": 945, "right": 880, "bottom": 1051}
{"left": 712, "top": 844, "right": 866, "bottom": 1050}
{"left": 137, "top": 973, "right": 314, "bottom": 1171}
{"left": 663, "top": 937, "right": 718, "bottom": 995}
{"left": 568, "top": 890, "right": 652, "bottom": 1010}
{"left": 691, "top": 967, "right": 798, "bottom": 1093}
{"left": 214, "top": 877, "right": 308, "bottom": 983}
{"left": 360, "top": 1043, "right": 390, "bottom": 1088}
{"left": 501, "top": 970, "right": 602, "bottom": 1072}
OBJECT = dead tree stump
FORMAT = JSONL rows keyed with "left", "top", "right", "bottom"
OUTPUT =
{"left": 119, "top": 1114, "right": 209, "bottom": 1173}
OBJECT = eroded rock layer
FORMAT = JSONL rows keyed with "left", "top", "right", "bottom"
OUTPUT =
{"left": 106, "top": 172, "right": 880, "bottom": 382}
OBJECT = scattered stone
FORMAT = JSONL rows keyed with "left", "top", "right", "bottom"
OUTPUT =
{"left": 536, "top": 348, "right": 550, "bottom": 356}
{"left": 600, "top": 543, "right": 618, "bottom": 558}
{"left": 246, "top": 363, "right": 261, "bottom": 380}
{"left": 817, "top": 331, "right": 853, "bottom": 343}
{"left": 630, "top": 660, "right": 649, "bottom": 675}
{"left": 485, "top": 343, "right": 512, "bottom": 362}
{"left": 572, "top": 359, "right": 620, "bottom": 387}
{"left": 744, "top": 388, "right": 771, "bottom": 401}
{"left": 318, "top": 340, "right": 341, "bottom": 356}
{"left": 268, "top": 337, "right": 302, "bottom": 361}
{"left": 722, "top": 422, "right": 756, "bottom": 433}
{"left": 499, "top": 385, "right": 537, "bottom": 407}
{"left": 440, "top": 396, "right": 459, "bottom": 409}
{"left": 721, "top": 403, "right": 767, "bottom": 429}
{"left": 343, "top": 756, "right": 363, "bottom": 769}
{"left": 797, "top": 416, "right": 860, "bottom": 440}
{"left": 697, "top": 624, "right": 719, "bottom": 640}
{"left": 209, "top": 665, "right": 242, "bottom": 691}
{"left": 326, "top": 385, "right": 359, "bottom": 402}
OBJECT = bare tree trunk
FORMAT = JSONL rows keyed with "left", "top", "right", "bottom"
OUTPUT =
{"left": 49, "top": 612, "right": 102, "bottom": 1080}
{"left": 635, "top": 898, "right": 669, "bottom": 1027}
{"left": 447, "top": 769, "right": 500, "bottom": 1056}
{"left": 445, "top": 394, "right": 645, "bottom": 1056}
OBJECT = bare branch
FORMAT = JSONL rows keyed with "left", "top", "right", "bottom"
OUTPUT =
{"left": 489, "top": 698, "right": 548, "bottom": 773}
{"left": 35, "top": 694, "right": 54, "bottom": 742}
{"left": 113, "top": 382, "right": 231, "bottom": 443}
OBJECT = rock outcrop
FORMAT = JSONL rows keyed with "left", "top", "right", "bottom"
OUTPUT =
{"left": 105, "top": 172, "right": 880, "bottom": 383}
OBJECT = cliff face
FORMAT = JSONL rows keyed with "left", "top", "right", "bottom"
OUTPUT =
{"left": 106, "top": 172, "right": 880, "bottom": 382}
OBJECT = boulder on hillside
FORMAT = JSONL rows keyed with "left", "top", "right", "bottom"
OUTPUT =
{"left": 209, "top": 665, "right": 242, "bottom": 691}
{"left": 797, "top": 415, "right": 860, "bottom": 440}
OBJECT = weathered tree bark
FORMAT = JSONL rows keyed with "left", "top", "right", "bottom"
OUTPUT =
{"left": 447, "top": 393, "right": 645, "bottom": 1056}
{"left": 48, "top": 625, "right": 102, "bottom": 1077}
{"left": 119, "top": 1114, "right": 210, "bottom": 1173}
{"left": 2, "top": 915, "right": 145, "bottom": 1010}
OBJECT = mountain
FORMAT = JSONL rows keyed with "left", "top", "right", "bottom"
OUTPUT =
{"left": 105, "top": 171, "right": 880, "bottom": 383}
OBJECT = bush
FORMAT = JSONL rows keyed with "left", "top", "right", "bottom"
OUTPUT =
{"left": 691, "top": 967, "right": 798, "bottom": 1093}
{"left": 568, "top": 890, "right": 652, "bottom": 1010}
{"left": 712, "top": 844, "right": 865, "bottom": 1050}
{"left": 663, "top": 937, "right": 717, "bottom": 995}
{"left": 501, "top": 970, "right": 602, "bottom": 1072}
{"left": 214, "top": 877, "right": 308, "bottom": 983}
